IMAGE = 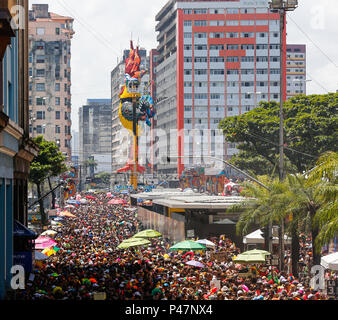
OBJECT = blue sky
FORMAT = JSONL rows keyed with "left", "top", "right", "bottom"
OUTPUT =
{"left": 29, "top": 0, "right": 338, "bottom": 132}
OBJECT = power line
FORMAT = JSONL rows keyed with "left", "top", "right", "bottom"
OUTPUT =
{"left": 288, "top": 15, "right": 338, "bottom": 69}
{"left": 55, "top": 0, "right": 121, "bottom": 57}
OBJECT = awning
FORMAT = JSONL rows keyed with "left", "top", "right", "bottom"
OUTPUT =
{"left": 14, "top": 220, "right": 38, "bottom": 239}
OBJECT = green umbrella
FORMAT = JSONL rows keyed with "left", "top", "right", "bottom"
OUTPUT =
{"left": 169, "top": 240, "right": 207, "bottom": 252}
{"left": 133, "top": 229, "right": 162, "bottom": 239}
{"left": 117, "top": 238, "right": 150, "bottom": 249}
{"left": 233, "top": 249, "right": 271, "bottom": 265}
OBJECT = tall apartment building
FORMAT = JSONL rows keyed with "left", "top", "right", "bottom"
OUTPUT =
{"left": 79, "top": 99, "right": 112, "bottom": 177}
{"left": 155, "top": 0, "right": 286, "bottom": 176}
{"left": 28, "top": 4, "right": 74, "bottom": 160}
{"left": 286, "top": 44, "right": 306, "bottom": 99}
{"left": 111, "top": 48, "right": 151, "bottom": 181}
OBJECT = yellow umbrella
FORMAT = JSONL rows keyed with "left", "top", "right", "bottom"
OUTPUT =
{"left": 42, "top": 247, "right": 56, "bottom": 256}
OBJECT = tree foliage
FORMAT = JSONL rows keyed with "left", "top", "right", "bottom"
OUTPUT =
{"left": 219, "top": 94, "right": 338, "bottom": 175}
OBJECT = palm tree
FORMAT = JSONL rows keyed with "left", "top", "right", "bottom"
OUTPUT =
{"left": 308, "top": 152, "right": 338, "bottom": 251}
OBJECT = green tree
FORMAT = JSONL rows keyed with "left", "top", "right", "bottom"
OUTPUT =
{"left": 94, "top": 172, "right": 111, "bottom": 186}
{"left": 219, "top": 94, "right": 338, "bottom": 176}
{"left": 29, "top": 136, "right": 67, "bottom": 226}
{"left": 84, "top": 158, "right": 98, "bottom": 178}
{"left": 309, "top": 152, "right": 338, "bottom": 250}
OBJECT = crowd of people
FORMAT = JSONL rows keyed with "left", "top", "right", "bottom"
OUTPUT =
{"left": 12, "top": 191, "right": 333, "bottom": 300}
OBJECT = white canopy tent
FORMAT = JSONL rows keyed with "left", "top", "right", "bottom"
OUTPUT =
{"left": 243, "top": 229, "right": 291, "bottom": 245}
{"left": 321, "top": 252, "right": 338, "bottom": 270}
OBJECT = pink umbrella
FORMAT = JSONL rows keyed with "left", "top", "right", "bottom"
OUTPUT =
{"left": 35, "top": 236, "right": 57, "bottom": 250}
{"left": 76, "top": 195, "right": 82, "bottom": 201}
{"left": 85, "top": 196, "right": 96, "bottom": 200}
{"left": 108, "top": 199, "right": 127, "bottom": 205}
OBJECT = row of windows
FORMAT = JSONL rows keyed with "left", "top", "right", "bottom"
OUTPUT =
{"left": 184, "top": 93, "right": 280, "bottom": 100}
{"left": 184, "top": 69, "right": 280, "bottom": 75}
{"left": 183, "top": 8, "right": 269, "bottom": 15}
{"left": 185, "top": 56, "right": 279, "bottom": 63}
{"left": 29, "top": 96, "right": 69, "bottom": 106}
{"left": 185, "top": 44, "right": 280, "bottom": 50}
{"left": 184, "top": 32, "right": 279, "bottom": 39}
{"left": 30, "top": 82, "right": 70, "bottom": 93}
{"left": 184, "top": 81, "right": 280, "bottom": 87}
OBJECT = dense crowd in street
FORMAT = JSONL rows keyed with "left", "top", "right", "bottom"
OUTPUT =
{"left": 12, "top": 192, "right": 333, "bottom": 300}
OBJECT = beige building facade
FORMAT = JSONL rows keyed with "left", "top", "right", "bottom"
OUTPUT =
{"left": 28, "top": 4, "right": 74, "bottom": 159}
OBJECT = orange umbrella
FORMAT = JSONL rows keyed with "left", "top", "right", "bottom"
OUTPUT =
{"left": 59, "top": 211, "right": 76, "bottom": 218}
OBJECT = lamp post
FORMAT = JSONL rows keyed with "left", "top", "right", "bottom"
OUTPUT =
{"left": 269, "top": 0, "right": 298, "bottom": 272}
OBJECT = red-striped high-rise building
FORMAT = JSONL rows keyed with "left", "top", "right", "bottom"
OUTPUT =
{"left": 154, "top": 0, "right": 286, "bottom": 177}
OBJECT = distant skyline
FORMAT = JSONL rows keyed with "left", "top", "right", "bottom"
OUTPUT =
{"left": 29, "top": 0, "right": 338, "bottom": 132}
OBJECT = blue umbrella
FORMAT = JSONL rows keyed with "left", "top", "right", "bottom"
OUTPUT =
{"left": 67, "top": 200, "right": 81, "bottom": 205}
{"left": 120, "top": 190, "right": 129, "bottom": 194}
{"left": 53, "top": 217, "right": 64, "bottom": 222}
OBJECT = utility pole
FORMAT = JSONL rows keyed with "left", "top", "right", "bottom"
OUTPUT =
{"left": 269, "top": 0, "right": 298, "bottom": 272}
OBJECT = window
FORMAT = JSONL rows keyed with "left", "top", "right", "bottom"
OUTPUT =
{"left": 194, "top": 9, "right": 207, "bottom": 14}
{"left": 226, "top": 20, "right": 239, "bottom": 26}
{"left": 256, "top": 20, "right": 268, "bottom": 25}
{"left": 195, "top": 93, "right": 208, "bottom": 99}
{"left": 227, "top": 44, "right": 239, "bottom": 50}
{"left": 241, "top": 82, "right": 254, "bottom": 87}
{"left": 241, "top": 32, "right": 254, "bottom": 38}
{"left": 270, "top": 56, "right": 280, "bottom": 62}
{"left": 64, "top": 84, "right": 68, "bottom": 92}
{"left": 226, "top": 32, "right": 238, "bottom": 38}
{"left": 184, "top": 57, "right": 192, "bottom": 63}
{"left": 29, "top": 68, "right": 32, "bottom": 77}
{"left": 227, "top": 8, "right": 239, "bottom": 14}
{"left": 36, "top": 125, "right": 45, "bottom": 134}
{"left": 194, "top": 20, "right": 207, "bottom": 26}
{"left": 56, "top": 28, "right": 60, "bottom": 35}
{"left": 256, "top": 44, "right": 268, "bottom": 50}
{"left": 210, "top": 69, "right": 224, "bottom": 75}
{"left": 36, "top": 28, "right": 45, "bottom": 35}
{"left": 210, "top": 32, "right": 225, "bottom": 38}
{"left": 270, "top": 44, "right": 280, "bottom": 50}
{"left": 55, "top": 97, "right": 60, "bottom": 106}
{"left": 55, "top": 111, "right": 60, "bottom": 120}
{"left": 227, "top": 56, "right": 239, "bottom": 62}
{"left": 184, "top": 32, "right": 192, "bottom": 38}
{"left": 241, "top": 44, "right": 255, "bottom": 50}
{"left": 210, "top": 57, "right": 224, "bottom": 63}
{"left": 194, "top": 45, "right": 207, "bottom": 50}
{"left": 270, "top": 69, "right": 280, "bottom": 74}
{"left": 184, "top": 20, "right": 192, "bottom": 26}
{"left": 210, "top": 9, "right": 224, "bottom": 14}
{"left": 36, "top": 83, "right": 45, "bottom": 91}
{"left": 184, "top": 93, "right": 192, "bottom": 99}
{"left": 55, "top": 83, "right": 60, "bottom": 91}
{"left": 241, "top": 20, "right": 255, "bottom": 26}
{"left": 36, "top": 55, "right": 45, "bottom": 63}
{"left": 184, "top": 45, "right": 192, "bottom": 50}
{"left": 195, "top": 69, "right": 207, "bottom": 75}
{"left": 55, "top": 125, "right": 61, "bottom": 134}
{"left": 241, "top": 69, "right": 254, "bottom": 75}
{"left": 56, "top": 139, "right": 60, "bottom": 146}
{"left": 256, "top": 69, "right": 268, "bottom": 74}
{"left": 36, "top": 97, "right": 45, "bottom": 105}
{"left": 36, "top": 69, "right": 45, "bottom": 77}
{"left": 210, "top": 20, "right": 225, "bottom": 26}
{"left": 184, "top": 70, "right": 192, "bottom": 75}
{"left": 29, "top": 53, "right": 33, "bottom": 63}
{"left": 258, "top": 32, "right": 268, "bottom": 38}
{"left": 227, "top": 69, "right": 239, "bottom": 75}
{"left": 228, "top": 107, "right": 233, "bottom": 112}
{"left": 256, "top": 56, "right": 268, "bottom": 62}
{"left": 194, "top": 33, "right": 207, "bottom": 39}
{"left": 184, "top": 82, "right": 192, "bottom": 87}
{"left": 210, "top": 44, "right": 224, "bottom": 50}
{"left": 240, "top": 8, "right": 254, "bottom": 14}
{"left": 36, "top": 111, "right": 45, "bottom": 120}
{"left": 241, "top": 56, "right": 254, "bottom": 62}
{"left": 194, "top": 57, "right": 207, "bottom": 63}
